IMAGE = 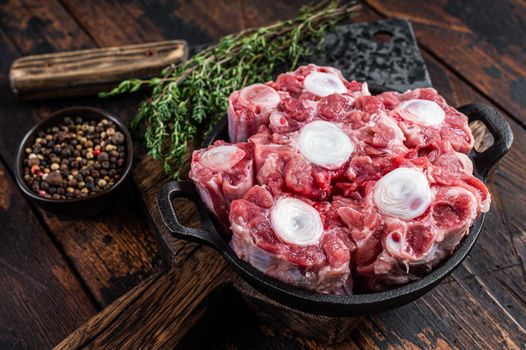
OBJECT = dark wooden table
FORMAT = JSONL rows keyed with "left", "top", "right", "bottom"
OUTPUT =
{"left": 0, "top": 1, "right": 525, "bottom": 349}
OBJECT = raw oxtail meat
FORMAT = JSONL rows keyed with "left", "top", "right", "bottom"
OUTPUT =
{"left": 189, "top": 64, "right": 491, "bottom": 295}
{"left": 228, "top": 83, "right": 284, "bottom": 143}
{"left": 228, "top": 64, "right": 372, "bottom": 142}
{"left": 249, "top": 93, "right": 405, "bottom": 200}
{"left": 377, "top": 88, "right": 474, "bottom": 153}
{"left": 229, "top": 186, "right": 354, "bottom": 294}
{"left": 249, "top": 120, "right": 355, "bottom": 201}
{"left": 336, "top": 151, "right": 489, "bottom": 292}
{"left": 339, "top": 95, "right": 409, "bottom": 193}
{"left": 271, "top": 64, "right": 370, "bottom": 101}
{"left": 189, "top": 141, "right": 254, "bottom": 226}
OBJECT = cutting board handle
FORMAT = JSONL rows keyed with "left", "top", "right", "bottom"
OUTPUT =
{"left": 9, "top": 40, "right": 188, "bottom": 100}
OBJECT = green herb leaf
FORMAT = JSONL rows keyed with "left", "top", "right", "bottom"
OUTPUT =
{"left": 101, "top": 0, "right": 360, "bottom": 178}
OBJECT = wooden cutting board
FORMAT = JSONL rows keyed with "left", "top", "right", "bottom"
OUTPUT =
{"left": 54, "top": 19, "right": 435, "bottom": 349}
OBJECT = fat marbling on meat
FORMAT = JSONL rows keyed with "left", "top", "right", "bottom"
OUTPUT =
{"left": 377, "top": 88, "right": 474, "bottom": 153}
{"left": 190, "top": 64, "right": 490, "bottom": 295}
{"left": 189, "top": 141, "right": 254, "bottom": 226}
{"left": 336, "top": 143, "right": 489, "bottom": 292}
{"left": 228, "top": 64, "right": 371, "bottom": 142}
{"left": 229, "top": 185, "right": 355, "bottom": 295}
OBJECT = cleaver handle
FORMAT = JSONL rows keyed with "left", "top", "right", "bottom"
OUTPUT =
{"left": 9, "top": 40, "right": 188, "bottom": 100}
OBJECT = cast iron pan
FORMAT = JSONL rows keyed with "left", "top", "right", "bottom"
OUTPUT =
{"left": 157, "top": 99, "right": 513, "bottom": 317}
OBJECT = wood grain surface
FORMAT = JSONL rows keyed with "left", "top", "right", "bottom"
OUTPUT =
{"left": 10, "top": 40, "right": 188, "bottom": 99}
{"left": 0, "top": 1, "right": 524, "bottom": 350}
{"left": 54, "top": 253, "right": 235, "bottom": 350}
{"left": 366, "top": 0, "right": 526, "bottom": 128}
{"left": 0, "top": 0, "right": 167, "bottom": 313}
{"left": 0, "top": 160, "right": 96, "bottom": 349}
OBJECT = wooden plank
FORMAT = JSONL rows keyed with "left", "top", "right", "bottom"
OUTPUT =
{"left": 179, "top": 285, "right": 342, "bottom": 350}
{"left": 0, "top": 160, "right": 97, "bottom": 349}
{"left": 0, "top": 1, "right": 166, "bottom": 307}
{"left": 54, "top": 252, "right": 236, "bottom": 350}
{"left": 59, "top": 0, "right": 167, "bottom": 47}
{"left": 39, "top": 185, "right": 168, "bottom": 306}
{"left": 169, "top": 0, "right": 309, "bottom": 39}
{"left": 152, "top": 271, "right": 526, "bottom": 350}
{"left": 354, "top": 276, "right": 526, "bottom": 350}
{"left": 10, "top": 40, "right": 188, "bottom": 99}
{"left": 60, "top": 0, "right": 311, "bottom": 45}
{"left": 53, "top": 2, "right": 526, "bottom": 349}
{"left": 366, "top": 0, "right": 526, "bottom": 127}
{"left": 0, "top": 0, "right": 94, "bottom": 53}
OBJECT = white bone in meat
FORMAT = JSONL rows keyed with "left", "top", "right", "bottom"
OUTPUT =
{"left": 270, "top": 197, "right": 323, "bottom": 246}
{"left": 303, "top": 71, "right": 347, "bottom": 97}
{"left": 298, "top": 120, "right": 354, "bottom": 169}
{"left": 373, "top": 168, "right": 432, "bottom": 220}
{"left": 396, "top": 99, "right": 445, "bottom": 125}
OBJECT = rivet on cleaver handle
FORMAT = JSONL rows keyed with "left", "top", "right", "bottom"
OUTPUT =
{"left": 9, "top": 40, "right": 188, "bottom": 100}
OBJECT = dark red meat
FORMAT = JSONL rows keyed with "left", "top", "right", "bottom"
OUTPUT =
{"left": 250, "top": 128, "right": 343, "bottom": 201}
{"left": 190, "top": 65, "right": 491, "bottom": 295}
{"left": 189, "top": 141, "right": 254, "bottom": 226}
{"left": 377, "top": 88, "right": 474, "bottom": 153}
{"left": 229, "top": 186, "right": 354, "bottom": 294}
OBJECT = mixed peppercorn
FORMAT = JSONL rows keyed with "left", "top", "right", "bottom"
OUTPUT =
{"left": 22, "top": 117, "right": 127, "bottom": 200}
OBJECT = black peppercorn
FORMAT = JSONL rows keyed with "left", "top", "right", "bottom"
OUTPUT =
{"left": 22, "top": 116, "right": 127, "bottom": 200}
{"left": 61, "top": 147, "right": 72, "bottom": 157}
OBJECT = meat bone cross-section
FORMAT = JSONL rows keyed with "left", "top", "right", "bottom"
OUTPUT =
{"left": 190, "top": 64, "right": 491, "bottom": 295}
{"left": 189, "top": 141, "right": 254, "bottom": 226}
{"left": 229, "top": 185, "right": 355, "bottom": 295}
{"left": 227, "top": 64, "right": 371, "bottom": 143}
{"left": 337, "top": 147, "right": 490, "bottom": 292}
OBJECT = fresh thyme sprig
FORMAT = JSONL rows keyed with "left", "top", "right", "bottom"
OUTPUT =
{"left": 101, "top": 1, "right": 360, "bottom": 178}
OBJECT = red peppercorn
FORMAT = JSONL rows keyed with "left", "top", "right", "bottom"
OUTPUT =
{"left": 23, "top": 116, "right": 126, "bottom": 200}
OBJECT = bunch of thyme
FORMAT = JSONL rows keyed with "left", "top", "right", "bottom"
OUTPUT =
{"left": 101, "top": 0, "right": 360, "bottom": 178}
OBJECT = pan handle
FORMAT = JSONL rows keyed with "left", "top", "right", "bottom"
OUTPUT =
{"left": 157, "top": 181, "right": 226, "bottom": 250}
{"left": 458, "top": 103, "right": 513, "bottom": 178}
